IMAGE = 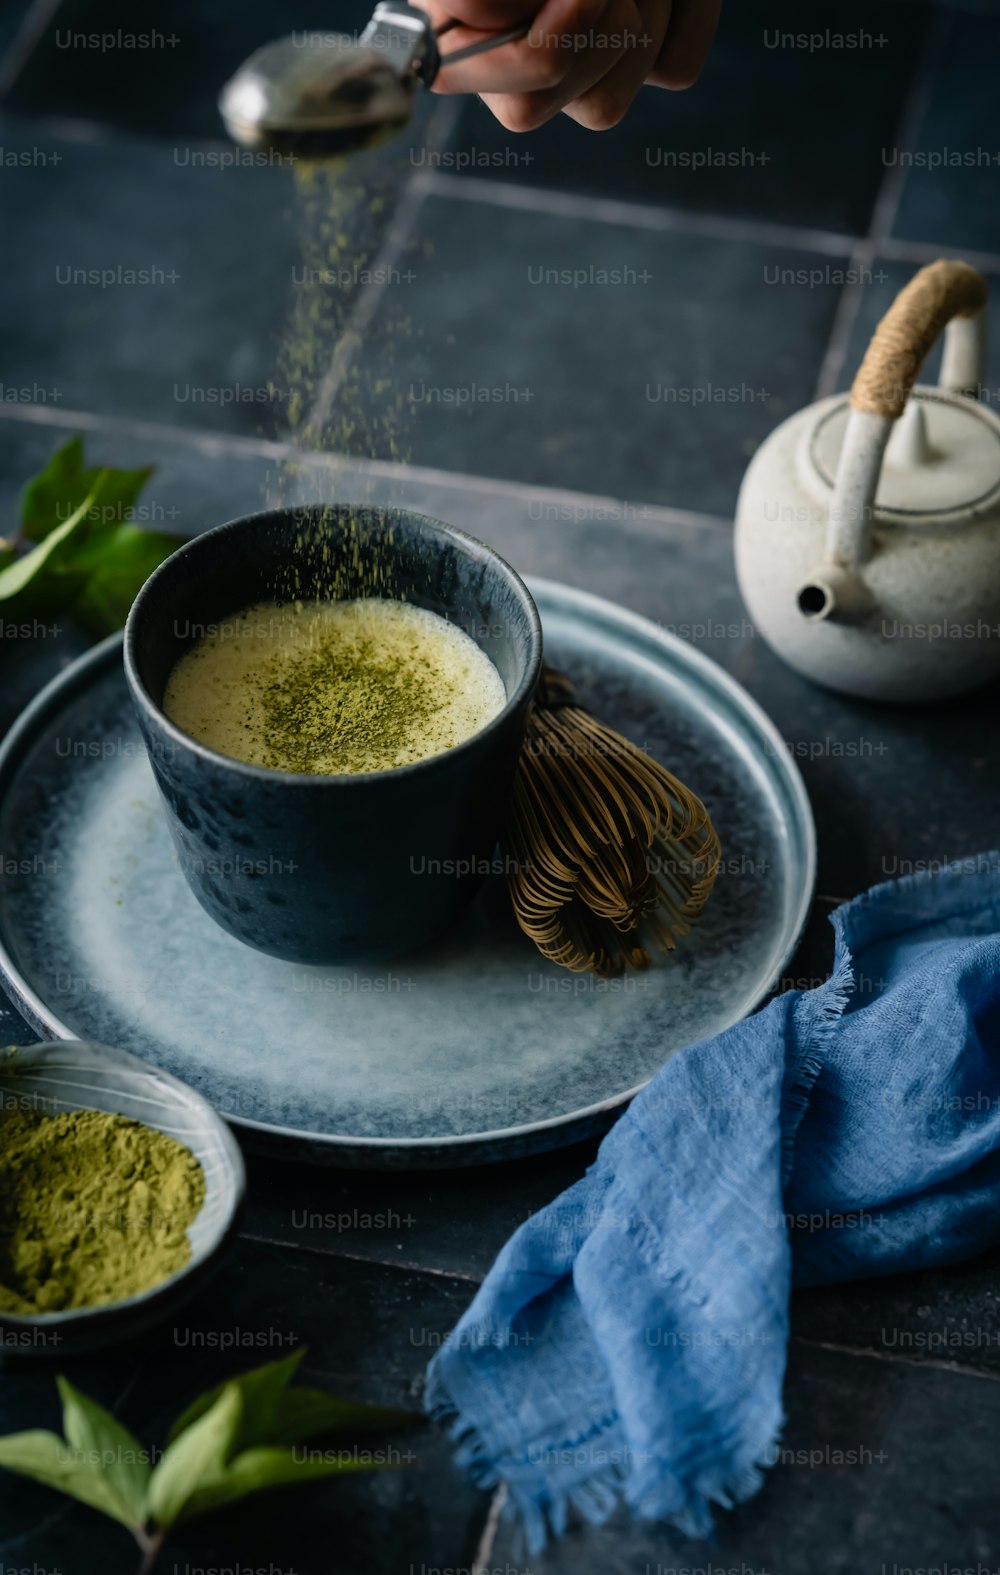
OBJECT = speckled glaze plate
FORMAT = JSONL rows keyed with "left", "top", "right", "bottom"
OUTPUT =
{"left": 0, "top": 580, "right": 814, "bottom": 1168}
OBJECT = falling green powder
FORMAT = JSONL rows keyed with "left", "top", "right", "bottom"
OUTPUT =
{"left": 268, "top": 149, "right": 430, "bottom": 506}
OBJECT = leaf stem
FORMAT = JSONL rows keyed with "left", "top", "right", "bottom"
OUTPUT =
{"left": 134, "top": 1527, "right": 166, "bottom": 1575}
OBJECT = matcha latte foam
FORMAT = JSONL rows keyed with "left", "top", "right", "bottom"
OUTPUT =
{"left": 164, "top": 598, "right": 507, "bottom": 775}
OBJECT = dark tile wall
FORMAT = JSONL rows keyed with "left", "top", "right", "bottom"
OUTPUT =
{"left": 0, "top": 116, "right": 301, "bottom": 437}
{"left": 335, "top": 195, "right": 848, "bottom": 512}
{"left": 4, "top": 0, "right": 377, "bottom": 138}
{"left": 0, "top": 2, "right": 32, "bottom": 63}
{"left": 3, "top": 0, "right": 999, "bottom": 509}
{"left": 446, "top": 0, "right": 932, "bottom": 233}
{"left": 0, "top": 111, "right": 431, "bottom": 441}
{"left": 891, "top": 10, "right": 1000, "bottom": 252}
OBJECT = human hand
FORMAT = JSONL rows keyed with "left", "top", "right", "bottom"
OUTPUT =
{"left": 423, "top": 0, "right": 722, "bottom": 132}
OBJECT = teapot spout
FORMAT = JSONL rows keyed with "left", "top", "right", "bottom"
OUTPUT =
{"left": 797, "top": 565, "right": 874, "bottom": 623}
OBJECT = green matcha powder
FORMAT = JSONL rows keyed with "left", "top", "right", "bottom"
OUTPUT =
{"left": 255, "top": 629, "right": 443, "bottom": 773}
{"left": 0, "top": 1109, "right": 206, "bottom": 1314}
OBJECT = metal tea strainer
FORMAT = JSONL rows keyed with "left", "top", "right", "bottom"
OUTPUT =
{"left": 219, "top": 1, "right": 529, "bottom": 156}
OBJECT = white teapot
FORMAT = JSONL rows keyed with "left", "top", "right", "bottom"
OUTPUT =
{"left": 735, "top": 259, "right": 1000, "bottom": 702}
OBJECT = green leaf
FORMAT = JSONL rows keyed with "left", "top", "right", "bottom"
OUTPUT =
{"left": 57, "top": 1376, "right": 150, "bottom": 1529}
{"left": 0, "top": 1429, "right": 136, "bottom": 1529}
{"left": 5, "top": 437, "right": 166, "bottom": 632}
{"left": 176, "top": 1444, "right": 380, "bottom": 1526}
{"left": 166, "top": 1351, "right": 417, "bottom": 1454}
{"left": 83, "top": 462, "right": 155, "bottom": 534}
{"left": 69, "top": 525, "right": 180, "bottom": 637}
{"left": 146, "top": 1384, "right": 242, "bottom": 1531}
{"left": 166, "top": 1349, "right": 306, "bottom": 1451}
{"left": 19, "top": 436, "right": 87, "bottom": 542}
{"left": 21, "top": 437, "right": 153, "bottom": 544}
{"left": 0, "top": 490, "right": 95, "bottom": 610}
{"left": 271, "top": 1387, "right": 419, "bottom": 1445}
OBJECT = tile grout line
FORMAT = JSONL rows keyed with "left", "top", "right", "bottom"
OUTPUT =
{"left": 813, "top": 7, "right": 952, "bottom": 401}
{"left": 0, "top": 399, "right": 733, "bottom": 532}
{"left": 0, "top": 1504, "right": 75, "bottom": 1559}
{"left": 413, "top": 168, "right": 1000, "bottom": 274}
{"left": 0, "top": 0, "right": 63, "bottom": 101}
{"left": 237, "top": 1226, "right": 1000, "bottom": 1391}
{"left": 301, "top": 97, "right": 462, "bottom": 438}
{"left": 792, "top": 1333, "right": 1000, "bottom": 1384}
{"left": 5, "top": 104, "right": 1000, "bottom": 273}
{"left": 239, "top": 1230, "right": 484, "bottom": 1285}
{"left": 301, "top": 177, "right": 431, "bottom": 441}
{"left": 241, "top": 1232, "right": 1000, "bottom": 1388}
{"left": 813, "top": 280, "right": 873, "bottom": 403}
{"left": 878, "top": 233, "right": 1000, "bottom": 275}
{"left": 414, "top": 167, "right": 862, "bottom": 257}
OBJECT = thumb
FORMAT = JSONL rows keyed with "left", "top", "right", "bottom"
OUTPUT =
{"left": 421, "top": 0, "right": 538, "bottom": 32}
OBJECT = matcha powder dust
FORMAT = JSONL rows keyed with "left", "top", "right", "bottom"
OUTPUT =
{"left": 0, "top": 1109, "right": 206, "bottom": 1314}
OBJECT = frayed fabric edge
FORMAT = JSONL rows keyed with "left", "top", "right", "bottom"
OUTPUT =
{"left": 426, "top": 1365, "right": 787, "bottom": 1555}
{"left": 781, "top": 943, "right": 854, "bottom": 1185}
{"left": 424, "top": 1367, "right": 503, "bottom": 1495}
{"left": 830, "top": 848, "right": 1000, "bottom": 959}
{"left": 425, "top": 1368, "right": 635, "bottom": 1553}
{"left": 628, "top": 1390, "right": 787, "bottom": 1542}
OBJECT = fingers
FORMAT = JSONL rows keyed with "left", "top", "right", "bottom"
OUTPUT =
{"left": 647, "top": 0, "right": 721, "bottom": 89}
{"left": 429, "top": 0, "right": 608, "bottom": 100}
{"left": 422, "top": 0, "right": 536, "bottom": 28}
{"left": 422, "top": 0, "right": 721, "bottom": 133}
{"left": 477, "top": 0, "right": 645, "bottom": 131}
{"left": 562, "top": 0, "right": 670, "bottom": 130}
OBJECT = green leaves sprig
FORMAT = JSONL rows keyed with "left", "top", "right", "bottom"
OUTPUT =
{"left": 0, "top": 1349, "right": 416, "bottom": 1573}
{"left": 0, "top": 436, "right": 180, "bottom": 637}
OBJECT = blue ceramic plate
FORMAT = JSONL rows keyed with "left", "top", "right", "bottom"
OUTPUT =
{"left": 0, "top": 580, "right": 814, "bottom": 1168}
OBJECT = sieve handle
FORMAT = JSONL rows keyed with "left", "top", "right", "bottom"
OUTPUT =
{"left": 438, "top": 21, "right": 532, "bottom": 65}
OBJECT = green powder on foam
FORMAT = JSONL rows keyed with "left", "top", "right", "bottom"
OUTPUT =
{"left": 255, "top": 627, "right": 441, "bottom": 773}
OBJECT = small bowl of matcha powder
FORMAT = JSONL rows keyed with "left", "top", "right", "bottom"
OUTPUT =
{"left": 0, "top": 1042, "right": 245, "bottom": 1359}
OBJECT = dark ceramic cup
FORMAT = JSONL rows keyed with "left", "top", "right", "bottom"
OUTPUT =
{"left": 124, "top": 505, "right": 542, "bottom": 964}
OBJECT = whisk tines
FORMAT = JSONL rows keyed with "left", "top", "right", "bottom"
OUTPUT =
{"left": 503, "top": 667, "right": 721, "bottom": 976}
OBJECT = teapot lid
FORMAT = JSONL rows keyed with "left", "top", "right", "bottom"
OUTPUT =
{"left": 809, "top": 388, "right": 1000, "bottom": 518}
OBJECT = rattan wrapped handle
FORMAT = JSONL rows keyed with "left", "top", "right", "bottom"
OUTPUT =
{"left": 851, "top": 259, "right": 987, "bottom": 420}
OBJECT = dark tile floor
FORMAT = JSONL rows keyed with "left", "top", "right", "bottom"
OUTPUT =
{"left": 490, "top": 1342, "right": 1000, "bottom": 1575}
{"left": 0, "top": 1245, "right": 488, "bottom": 1575}
{"left": 2, "top": 0, "right": 1000, "bottom": 1571}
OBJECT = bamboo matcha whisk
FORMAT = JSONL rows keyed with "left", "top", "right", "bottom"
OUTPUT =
{"left": 503, "top": 668, "right": 721, "bottom": 977}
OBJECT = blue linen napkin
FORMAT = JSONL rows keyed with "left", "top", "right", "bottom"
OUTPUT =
{"left": 426, "top": 853, "right": 1000, "bottom": 1550}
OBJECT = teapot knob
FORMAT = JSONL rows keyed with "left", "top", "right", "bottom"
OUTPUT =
{"left": 798, "top": 259, "right": 988, "bottom": 621}
{"left": 884, "top": 401, "right": 931, "bottom": 469}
